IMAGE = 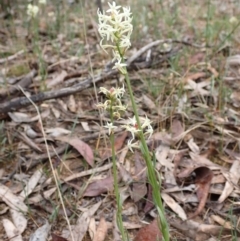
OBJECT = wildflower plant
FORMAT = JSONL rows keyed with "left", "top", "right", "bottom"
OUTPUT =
{"left": 27, "top": 4, "right": 39, "bottom": 18}
{"left": 98, "top": 2, "right": 132, "bottom": 74}
{"left": 26, "top": 0, "right": 48, "bottom": 90}
{"left": 97, "top": 2, "right": 170, "bottom": 241}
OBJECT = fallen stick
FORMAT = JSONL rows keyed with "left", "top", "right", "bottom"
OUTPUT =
{"left": 0, "top": 38, "right": 203, "bottom": 116}
{"left": 0, "top": 69, "right": 118, "bottom": 115}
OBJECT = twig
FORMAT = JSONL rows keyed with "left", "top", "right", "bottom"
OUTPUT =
{"left": 0, "top": 38, "right": 205, "bottom": 116}
{"left": 25, "top": 128, "right": 122, "bottom": 170}
{"left": 63, "top": 163, "right": 113, "bottom": 183}
{"left": 25, "top": 145, "right": 68, "bottom": 170}
{"left": 0, "top": 69, "right": 118, "bottom": 115}
{"left": 0, "top": 70, "right": 37, "bottom": 98}
{"left": 0, "top": 157, "right": 24, "bottom": 184}
{"left": 0, "top": 50, "right": 25, "bottom": 64}
{"left": 127, "top": 39, "right": 206, "bottom": 65}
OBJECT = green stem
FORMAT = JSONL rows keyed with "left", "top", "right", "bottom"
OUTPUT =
{"left": 124, "top": 69, "right": 170, "bottom": 241}
{"left": 109, "top": 100, "right": 127, "bottom": 241}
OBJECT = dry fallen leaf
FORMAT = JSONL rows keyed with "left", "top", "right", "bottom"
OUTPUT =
{"left": 10, "top": 209, "right": 27, "bottom": 234}
{"left": 29, "top": 221, "right": 51, "bottom": 241}
{"left": 130, "top": 152, "right": 147, "bottom": 202}
{"left": 18, "top": 132, "right": 43, "bottom": 152}
{"left": 46, "top": 70, "right": 68, "bottom": 88}
{"left": 51, "top": 233, "right": 68, "bottom": 241}
{"left": 171, "top": 119, "right": 184, "bottom": 141}
{"left": 189, "top": 53, "right": 205, "bottom": 65}
{"left": 186, "top": 138, "right": 200, "bottom": 154}
{"left": 169, "top": 218, "right": 229, "bottom": 240}
{"left": 93, "top": 217, "right": 108, "bottom": 241}
{"left": 98, "top": 131, "right": 128, "bottom": 160}
{"left": 176, "top": 165, "right": 214, "bottom": 219}
{"left": 189, "top": 166, "right": 213, "bottom": 219}
{"left": 56, "top": 135, "right": 94, "bottom": 167}
{"left": 70, "top": 201, "right": 102, "bottom": 241}
{"left": 143, "top": 185, "right": 154, "bottom": 213}
{"left": 161, "top": 193, "right": 187, "bottom": 221}
{"left": 8, "top": 112, "right": 39, "bottom": 123}
{"left": 67, "top": 94, "right": 77, "bottom": 113}
{"left": 2, "top": 219, "right": 23, "bottom": 241}
{"left": 45, "top": 127, "right": 71, "bottom": 137}
{"left": 218, "top": 159, "right": 240, "bottom": 203}
{"left": 134, "top": 219, "right": 162, "bottom": 241}
{"left": 83, "top": 176, "right": 114, "bottom": 197}
{"left": 19, "top": 168, "right": 43, "bottom": 200}
{"left": 185, "top": 79, "right": 210, "bottom": 97}
{"left": 118, "top": 163, "right": 133, "bottom": 184}
{"left": 189, "top": 152, "right": 222, "bottom": 170}
{"left": 210, "top": 215, "right": 233, "bottom": 230}
{"left": 0, "top": 184, "right": 28, "bottom": 212}
{"left": 88, "top": 218, "right": 96, "bottom": 240}
{"left": 141, "top": 94, "right": 156, "bottom": 110}
{"left": 155, "top": 143, "right": 172, "bottom": 170}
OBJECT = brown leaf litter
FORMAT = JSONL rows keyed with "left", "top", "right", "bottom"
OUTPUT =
{"left": 1, "top": 1, "right": 240, "bottom": 241}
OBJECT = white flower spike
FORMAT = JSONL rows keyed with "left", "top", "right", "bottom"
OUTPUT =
{"left": 97, "top": 85, "right": 126, "bottom": 119}
{"left": 27, "top": 4, "right": 39, "bottom": 18}
{"left": 97, "top": 1, "right": 133, "bottom": 74}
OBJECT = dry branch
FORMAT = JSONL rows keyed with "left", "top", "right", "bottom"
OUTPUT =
{"left": 0, "top": 69, "right": 118, "bottom": 115}
{"left": 0, "top": 39, "right": 201, "bottom": 117}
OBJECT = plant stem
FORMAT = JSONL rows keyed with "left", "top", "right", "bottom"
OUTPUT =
{"left": 109, "top": 101, "right": 127, "bottom": 241}
{"left": 124, "top": 70, "right": 170, "bottom": 241}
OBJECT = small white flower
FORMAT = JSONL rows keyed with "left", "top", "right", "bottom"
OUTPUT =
{"left": 112, "top": 50, "right": 121, "bottom": 62}
{"left": 99, "top": 23, "right": 116, "bottom": 42}
{"left": 39, "top": 0, "right": 47, "bottom": 4}
{"left": 99, "top": 87, "right": 109, "bottom": 95}
{"left": 127, "top": 139, "right": 139, "bottom": 152}
{"left": 122, "top": 6, "right": 131, "bottom": 18}
{"left": 112, "top": 58, "right": 127, "bottom": 74}
{"left": 119, "top": 35, "right": 131, "bottom": 49}
{"left": 27, "top": 4, "right": 39, "bottom": 18}
{"left": 140, "top": 116, "right": 152, "bottom": 129}
{"left": 113, "top": 112, "right": 121, "bottom": 119}
{"left": 106, "top": 1, "right": 121, "bottom": 13}
{"left": 229, "top": 16, "right": 238, "bottom": 24}
{"left": 122, "top": 116, "right": 140, "bottom": 140}
{"left": 113, "top": 104, "right": 127, "bottom": 112}
{"left": 114, "top": 84, "right": 125, "bottom": 98}
{"left": 104, "top": 122, "right": 117, "bottom": 135}
{"left": 99, "top": 85, "right": 125, "bottom": 99}
{"left": 124, "top": 124, "right": 140, "bottom": 140}
{"left": 123, "top": 115, "right": 153, "bottom": 145}
{"left": 140, "top": 116, "right": 153, "bottom": 139}
{"left": 48, "top": 11, "right": 55, "bottom": 17}
{"left": 96, "top": 100, "right": 109, "bottom": 110}
{"left": 145, "top": 124, "right": 153, "bottom": 139}
{"left": 128, "top": 116, "right": 137, "bottom": 126}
